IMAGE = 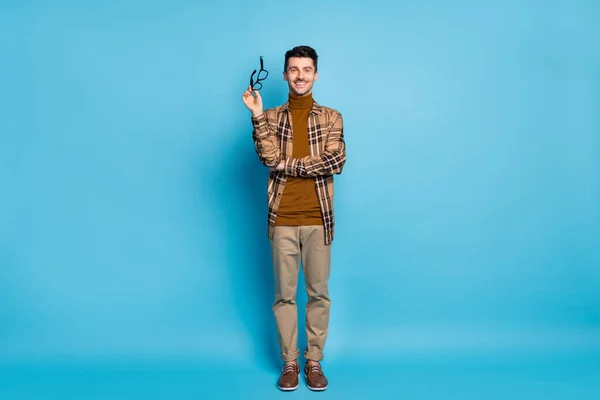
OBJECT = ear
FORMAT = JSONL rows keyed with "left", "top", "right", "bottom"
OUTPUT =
{"left": 283, "top": 71, "right": 288, "bottom": 81}
{"left": 314, "top": 71, "right": 319, "bottom": 82}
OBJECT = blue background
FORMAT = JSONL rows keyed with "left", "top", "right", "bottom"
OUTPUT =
{"left": 1, "top": 0, "right": 599, "bottom": 398}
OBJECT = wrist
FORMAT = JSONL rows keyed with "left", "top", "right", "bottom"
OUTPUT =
{"left": 251, "top": 110, "right": 263, "bottom": 118}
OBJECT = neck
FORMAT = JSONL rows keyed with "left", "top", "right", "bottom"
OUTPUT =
{"left": 288, "top": 92, "right": 313, "bottom": 109}
{"left": 291, "top": 90, "right": 312, "bottom": 97}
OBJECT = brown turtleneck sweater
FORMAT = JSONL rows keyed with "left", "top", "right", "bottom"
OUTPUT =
{"left": 275, "top": 93, "right": 323, "bottom": 226}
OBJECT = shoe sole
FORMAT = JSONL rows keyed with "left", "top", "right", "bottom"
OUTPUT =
{"left": 303, "top": 372, "right": 328, "bottom": 391}
{"left": 277, "top": 384, "right": 299, "bottom": 391}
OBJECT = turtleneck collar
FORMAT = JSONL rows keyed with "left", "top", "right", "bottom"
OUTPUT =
{"left": 288, "top": 92, "right": 314, "bottom": 110}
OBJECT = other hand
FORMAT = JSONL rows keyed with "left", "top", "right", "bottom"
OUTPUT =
{"left": 242, "top": 86, "right": 263, "bottom": 117}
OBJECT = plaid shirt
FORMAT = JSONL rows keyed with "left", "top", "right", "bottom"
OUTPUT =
{"left": 251, "top": 100, "right": 346, "bottom": 245}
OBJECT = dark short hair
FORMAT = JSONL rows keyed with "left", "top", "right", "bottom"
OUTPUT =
{"left": 284, "top": 45, "right": 318, "bottom": 72}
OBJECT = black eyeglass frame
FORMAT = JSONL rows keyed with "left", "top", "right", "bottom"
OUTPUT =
{"left": 250, "top": 56, "right": 269, "bottom": 91}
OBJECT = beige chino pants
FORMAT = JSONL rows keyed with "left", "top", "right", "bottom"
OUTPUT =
{"left": 270, "top": 225, "right": 331, "bottom": 362}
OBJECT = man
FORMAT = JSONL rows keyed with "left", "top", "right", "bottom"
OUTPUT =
{"left": 241, "top": 45, "right": 346, "bottom": 391}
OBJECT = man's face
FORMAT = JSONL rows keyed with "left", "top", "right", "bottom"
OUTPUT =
{"left": 284, "top": 57, "right": 318, "bottom": 96}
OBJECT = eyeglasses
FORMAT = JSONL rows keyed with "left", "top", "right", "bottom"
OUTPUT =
{"left": 250, "top": 56, "right": 268, "bottom": 90}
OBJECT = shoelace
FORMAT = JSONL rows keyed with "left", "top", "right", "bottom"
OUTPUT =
{"left": 308, "top": 363, "right": 322, "bottom": 375}
{"left": 283, "top": 363, "right": 297, "bottom": 374}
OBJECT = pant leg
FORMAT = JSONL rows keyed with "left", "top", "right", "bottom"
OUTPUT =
{"left": 300, "top": 225, "right": 331, "bottom": 362}
{"left": 271, "top": 226, "right": 302, "bottom": 362}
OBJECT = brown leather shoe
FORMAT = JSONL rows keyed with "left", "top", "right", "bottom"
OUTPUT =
{"left": 304, "top": 362, "right": 328, "bottom": 391}
{"left": 277, "top": 361, "right": 299, "bottom": 391}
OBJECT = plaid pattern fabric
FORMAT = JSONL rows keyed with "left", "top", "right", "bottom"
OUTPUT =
{"left": 251, "top": 100, "right": 346, "bottom": 245}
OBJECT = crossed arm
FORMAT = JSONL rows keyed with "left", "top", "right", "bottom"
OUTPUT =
{"left": 251, "top": 111, "right": 346, "bottom": 177}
